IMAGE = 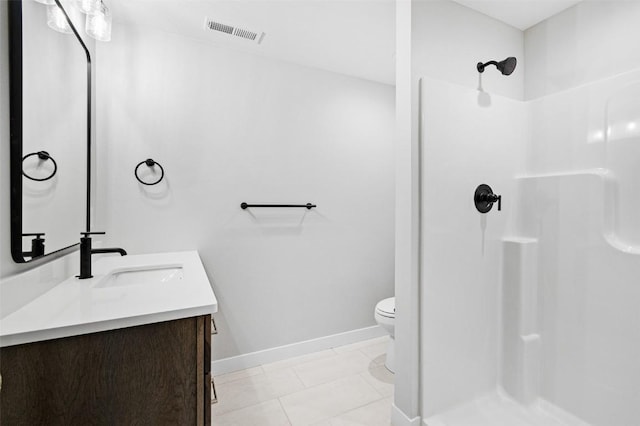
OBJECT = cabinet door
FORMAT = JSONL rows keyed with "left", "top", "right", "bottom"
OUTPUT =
{"left": 0, "top": 317, "right": 203, "bottom": 425}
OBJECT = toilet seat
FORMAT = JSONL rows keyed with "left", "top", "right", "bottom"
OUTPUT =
{"left": 375, "top": 297, "right": 395, "bottom": 318}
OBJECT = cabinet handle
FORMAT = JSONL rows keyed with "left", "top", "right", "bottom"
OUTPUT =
{"left": 209, "top": 315, "right": 218, "bottom": 403}
{"left": 211, "top": 376, "right": 218, "bottom": 404}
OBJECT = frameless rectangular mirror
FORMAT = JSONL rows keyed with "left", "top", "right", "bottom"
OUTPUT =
{"left": 9, "top": 0, "right": 89, "bottom": 263}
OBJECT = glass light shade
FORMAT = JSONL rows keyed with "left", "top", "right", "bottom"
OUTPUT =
{"left": 74, "top": 0, "right": 100, "bottom": 15}
{"left": 47, "top": 4, "right": 73, "bottom": 34}
{"left": 86, "top": 2, "right": 111, "bottom": 42}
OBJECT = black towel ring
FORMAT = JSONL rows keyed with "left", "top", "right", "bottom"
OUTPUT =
{"left": 22, "top": 151, "right": 57, "bottom": 182}
{"left": 135, "top": 158, "right": 165, "bottom": 186}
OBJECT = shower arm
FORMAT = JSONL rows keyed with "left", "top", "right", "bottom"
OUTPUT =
{"left": 477, "top": 60, "right": 498, "bottom": 73}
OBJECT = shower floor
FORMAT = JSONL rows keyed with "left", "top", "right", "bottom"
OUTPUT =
{"left": 424, "top": 392, "right": 591, "bottom": 426}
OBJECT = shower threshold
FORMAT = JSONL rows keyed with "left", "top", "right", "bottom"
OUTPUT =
{"left": 424, "top": 391, "right": 591, "bottom": 426}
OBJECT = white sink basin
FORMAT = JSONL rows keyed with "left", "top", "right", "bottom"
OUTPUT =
{"left": 0, "top": 251, "right": 217, "bottom": 348}
{"left": 95, "top": 265, "right": 184, "bottom": 288}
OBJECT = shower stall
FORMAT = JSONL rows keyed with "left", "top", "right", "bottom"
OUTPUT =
{"left": 407, "top": 1, "right": 640, "bottom": 425}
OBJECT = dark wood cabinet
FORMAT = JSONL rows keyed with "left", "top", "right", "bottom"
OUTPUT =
{"left": 0, "top": 315, "right": 211, "bottom": 426}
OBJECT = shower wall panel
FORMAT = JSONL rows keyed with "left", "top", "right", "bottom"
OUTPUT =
{"left": 420, "top": 67, "right": 640, "bottom": 426}
{"left": 420, "top": 77, "right": 528, "bottom": 417}
{"left": 519, "top": 69, "right": 640, "bottom": 426}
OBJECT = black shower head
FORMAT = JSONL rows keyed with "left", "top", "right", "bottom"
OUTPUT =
{"left": 497, "top": 57, "right": 517, "bottom": 75}
{"left": 477, "top": 57, "right": 517, "bottom": 76}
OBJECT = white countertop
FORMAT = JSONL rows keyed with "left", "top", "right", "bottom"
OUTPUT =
{"left": 0, "top": 251, "right": 217, "bottom": 348}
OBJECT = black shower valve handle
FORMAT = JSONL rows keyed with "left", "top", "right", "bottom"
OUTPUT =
{"left": 474, "top": 184, "right": 502, "bottom": 213}
{"left": 484, "top": 193, "right": 502, "bottom": 211}
{"left": 491, "top": 194, "right": 502, "bottom": 211}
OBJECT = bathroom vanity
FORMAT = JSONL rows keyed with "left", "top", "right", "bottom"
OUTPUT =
{"left": 0, "top": 251, "right": 217, "bottom": 425}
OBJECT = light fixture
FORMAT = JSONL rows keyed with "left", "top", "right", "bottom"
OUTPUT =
{"left": 47, "top": 4, "right": 73, "bottom": 34}
{"left": 86, "top": 1, "right": 112, "bottom": 42}
{"left": 74, "top": 0, "right": 101, "bottom": 15}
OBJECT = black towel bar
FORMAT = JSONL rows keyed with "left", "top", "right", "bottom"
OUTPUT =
{"left": 241, "top": 203, "right": 316, "bottom": 210}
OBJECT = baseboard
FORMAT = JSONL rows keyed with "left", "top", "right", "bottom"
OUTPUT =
{"left": 212, "top": 325, "right": 386, "bottom": 375}
{"left": 392, "top": 403, "right": 421, "bottom": 426}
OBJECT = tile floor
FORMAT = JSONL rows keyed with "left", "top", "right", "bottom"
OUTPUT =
{"left": 211, "top": 336, "right": 394, "bottom": 426}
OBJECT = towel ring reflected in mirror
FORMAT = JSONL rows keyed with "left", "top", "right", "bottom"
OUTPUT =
{"left": 22, "top": 151, "right": 57, "bottom": 182}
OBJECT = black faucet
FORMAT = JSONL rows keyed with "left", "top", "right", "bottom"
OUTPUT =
{"left": 21, "top": 232, "right": 46, "bottom": 259}
{"left": 78, "top": 231, "right": 127, "bottom": 279}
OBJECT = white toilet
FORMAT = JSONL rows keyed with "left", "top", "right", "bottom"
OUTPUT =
{"left": 374, "top": 297, "right": 395, "bottom": 373}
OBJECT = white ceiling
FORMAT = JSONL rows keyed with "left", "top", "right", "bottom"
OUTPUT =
{"left": 107, "top": 0, "right": 396, "bottom": 85}
{"left": 449, "top": 0, "right": 584, "bottom": 30}
{"left": 107, "top": 0, "right": 584, "bottom": 86}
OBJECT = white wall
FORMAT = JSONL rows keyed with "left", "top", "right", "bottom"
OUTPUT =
{"left": 525, "top": 0, "right": 640, "bottom": 100}
{"left": 95, "top": 25, "right": 395, "bottom": 362}
{"left": 412, "top": 0, "right": 524, "bottom": 101}
{"left": 393, "top": 1, "right": 422, "bottom": 425}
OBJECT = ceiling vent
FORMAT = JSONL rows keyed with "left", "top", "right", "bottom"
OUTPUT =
{"left": 204, "top": 18, "right": 266, "bottom": 45}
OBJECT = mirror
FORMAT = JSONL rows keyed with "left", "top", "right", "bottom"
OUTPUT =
{"left": 9, "top": 0, "right": 89, "bottom": 262}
